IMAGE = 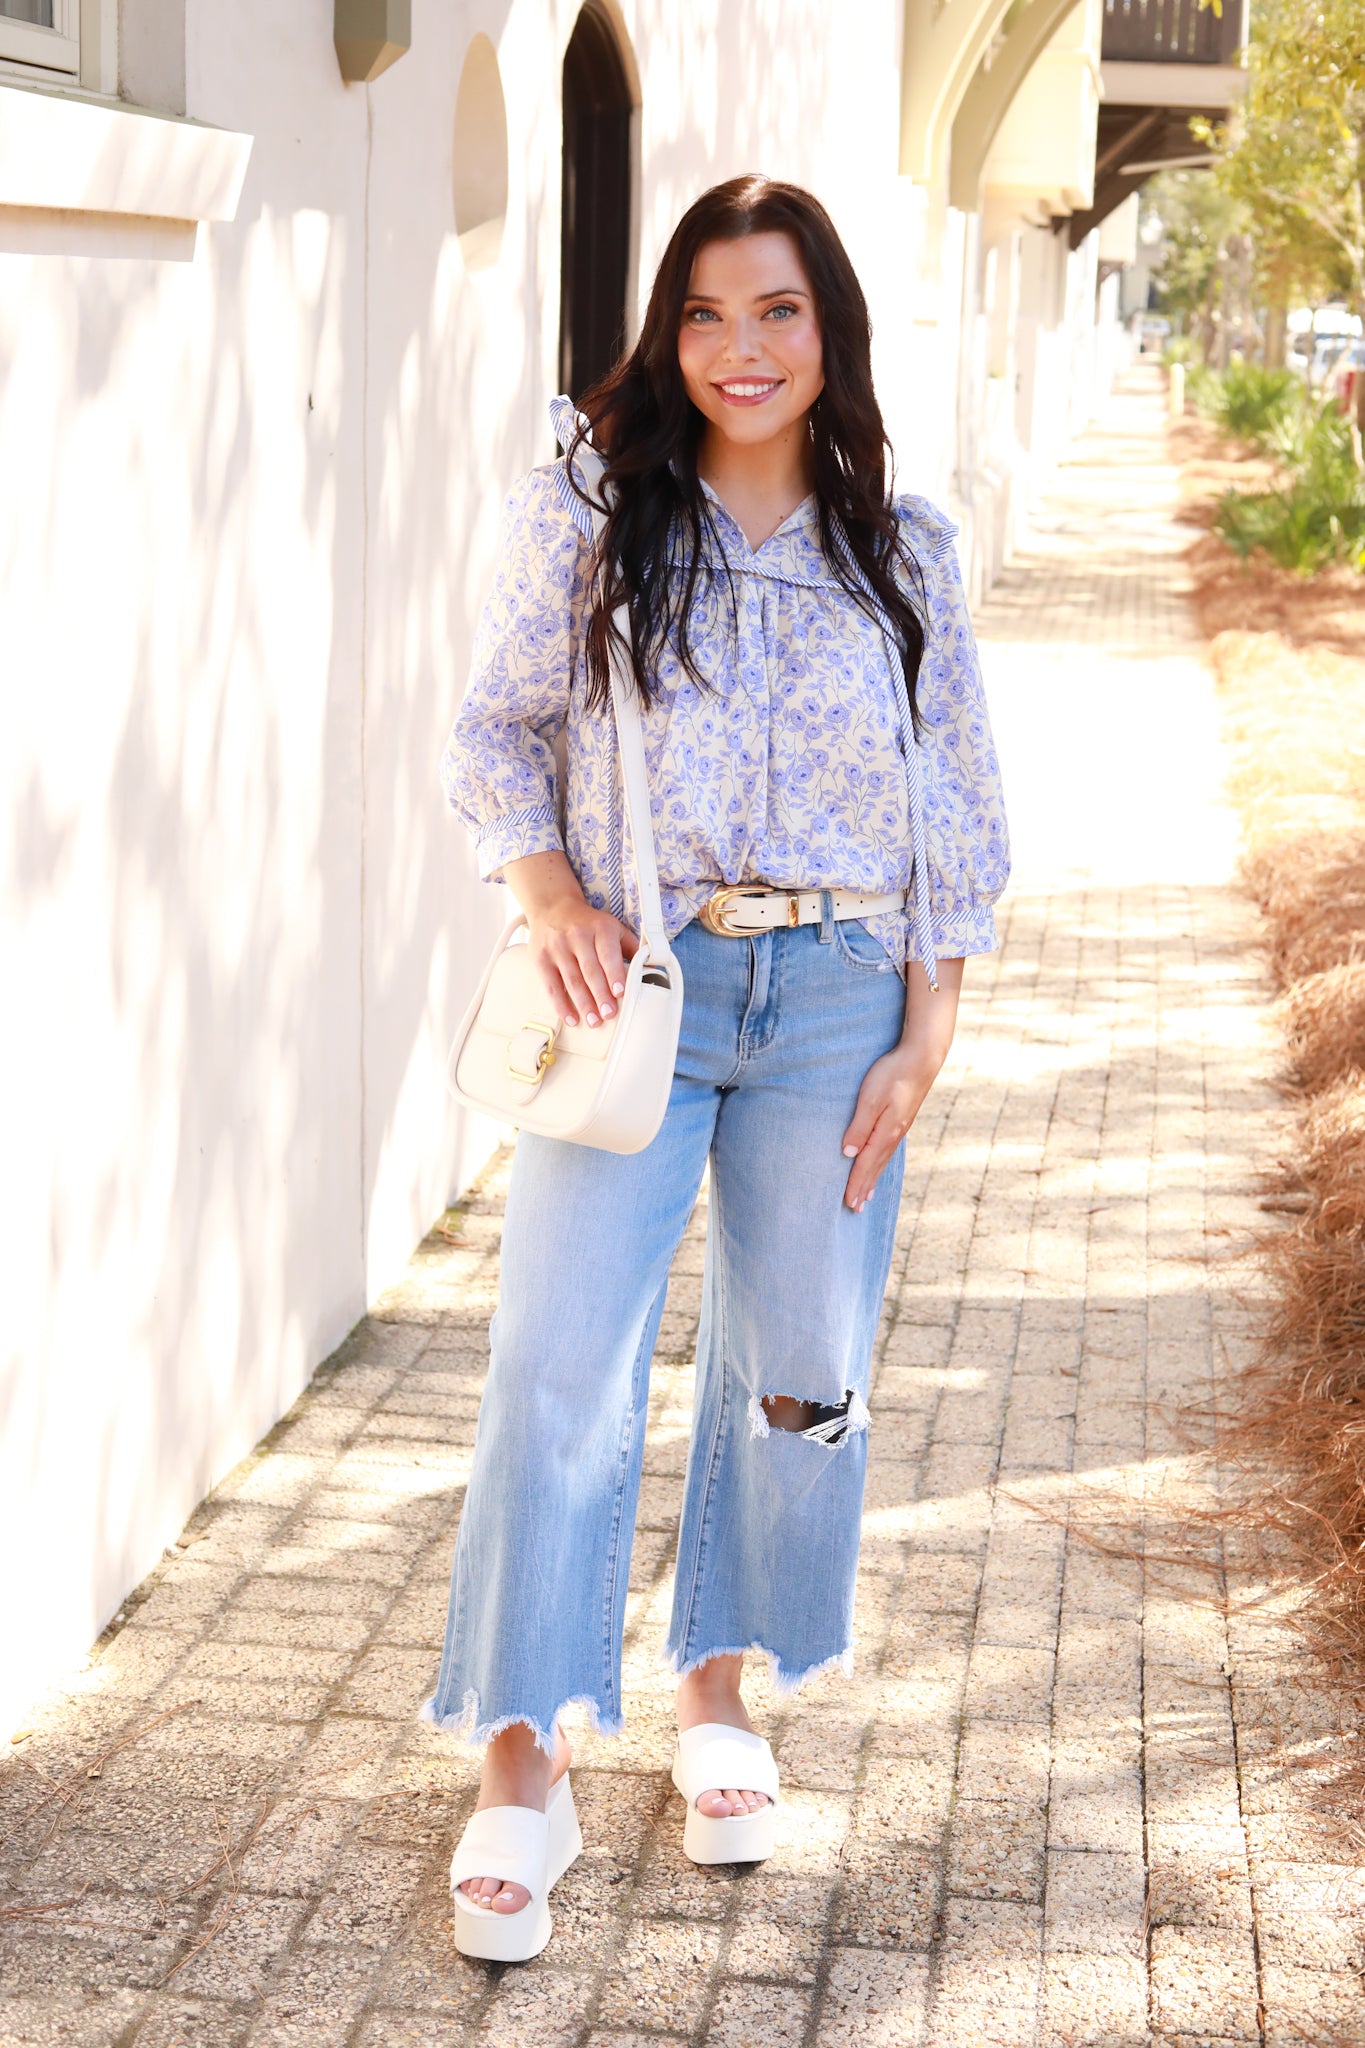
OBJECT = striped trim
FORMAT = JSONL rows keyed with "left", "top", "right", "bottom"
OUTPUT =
{"left": 829, "top": 521, "right": 939, "bottom": 992}
{"left": 549, "top": 396, "right": 599, "bottom": 544}
{"left": 548, "top": 398, "right": 625, "bottom": 920}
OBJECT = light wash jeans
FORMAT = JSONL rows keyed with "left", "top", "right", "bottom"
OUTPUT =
{"left": 425, "top": 910, "right": 908, "bottom": 1749}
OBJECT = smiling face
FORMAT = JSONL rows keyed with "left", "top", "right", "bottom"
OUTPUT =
{"left": 677, "top": 231, "right": 825, "bottom": 451}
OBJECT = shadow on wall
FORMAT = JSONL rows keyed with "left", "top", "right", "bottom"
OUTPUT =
{"left": 361, "top": 0, "right": 533, "bottom": 1295}
{"left": 0, "top": 0, "right": 539, "bottom": 1731}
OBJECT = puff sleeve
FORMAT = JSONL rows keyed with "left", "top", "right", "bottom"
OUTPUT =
{"left": 897, "top": 494, "right": 1011, "bottom": 957}
{"left": 439, "top": 467, "right": 591, "bottom": 880}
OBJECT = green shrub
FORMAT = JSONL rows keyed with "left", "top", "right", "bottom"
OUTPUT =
{"left": 1186, "top": 360, "right": 1222, "bottom": 419}
{"left": 1215, "top": 362, "right": 1301, "bottom": 449}
{"left": 1215, "top": 476, "right": 1365, "bottom": 574}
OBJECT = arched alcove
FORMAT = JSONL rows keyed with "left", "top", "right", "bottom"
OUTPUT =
{"left": 559, "top": 3, "right": 634, "bottom": 400}
{"left": 453, "top": 32, "right": 509, "bottom": 272}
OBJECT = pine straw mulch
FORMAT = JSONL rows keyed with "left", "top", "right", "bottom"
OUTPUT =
{"left": 1179, "top": 430, "right": 1365, "bottom": 1811}
{"left": 1173, "top": 411, "right": 1365, "bottom": 661}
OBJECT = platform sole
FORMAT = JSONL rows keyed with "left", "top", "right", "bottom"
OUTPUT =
{"left": 671, "top": 1763, "right": 777, "bottom": 1865}
{"left": 451, "top": 1775, "right": 582, "bottom": 1963}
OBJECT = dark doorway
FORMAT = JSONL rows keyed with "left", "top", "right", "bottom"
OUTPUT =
{"left": 559, "top": 4, "right": 633, "bottom": 402}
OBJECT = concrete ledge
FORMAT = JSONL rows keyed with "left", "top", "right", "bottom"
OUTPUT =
{"left": 0, "top": 80, "right": 251, "bottom": 221}
{"left": 1099, "top": 60, "right": 1246, "bottom": 109}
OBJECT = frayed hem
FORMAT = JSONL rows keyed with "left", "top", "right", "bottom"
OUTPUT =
{"left": 664, "top": 1641, "right": 855, "bottom": 1694}
{"left": 419, "top": 1688, "right": 624, "bottom": 1755}
{"left": 772, "top": 1645, "right": 855, "bottom": 1694}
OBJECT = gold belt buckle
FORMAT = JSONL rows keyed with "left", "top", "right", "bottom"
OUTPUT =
{"left": 698, "top": 884, "right": 780, "bottom": 936}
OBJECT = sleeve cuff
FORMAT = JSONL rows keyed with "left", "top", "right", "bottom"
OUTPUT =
{"left": 475, "top": 803, "right": 563, "bottom": 880}
{"left": 929, "top": 902, "right": 999, "bottom": 958}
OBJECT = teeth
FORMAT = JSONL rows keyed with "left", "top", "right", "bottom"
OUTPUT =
{"left": 720, "top": 382, "right": 776, "bottom": 398}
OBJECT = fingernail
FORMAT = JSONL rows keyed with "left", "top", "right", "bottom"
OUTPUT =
{"left": 599, "top": 1004, "right": 614, "bottom": 1019}
{"left": 612, "top": 982, "right": 625, "bottom": 997}
{"left": 843, "top": 1145, "right": 858, "bottom": 1158}
{"left": 586, "top": 1013, "right": 599, "bottom": 1027}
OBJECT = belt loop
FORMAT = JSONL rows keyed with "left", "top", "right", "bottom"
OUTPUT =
{"left": 818, "top": 889, "right": 834, "bottom": 944}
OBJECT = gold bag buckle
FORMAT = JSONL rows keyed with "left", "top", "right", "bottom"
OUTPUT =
{"left": 507, "top": 1021, "right": 559, "bottom": 1084}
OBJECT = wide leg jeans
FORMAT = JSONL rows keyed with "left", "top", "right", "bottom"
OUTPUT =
{"left": 425, "top": 914, "right": 908, "bottom": 1748}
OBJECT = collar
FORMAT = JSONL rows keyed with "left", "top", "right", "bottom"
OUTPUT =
{"left": 695, "top": 477, "right": 841, "bottom": 589}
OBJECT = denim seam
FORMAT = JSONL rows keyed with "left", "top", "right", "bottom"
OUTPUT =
{"left": 832, "top": 920, "right": 898, "bottom": 974}
{"left": 738, "top": 930, "right": 785, "bottom": 1058}
{"left": 600, "top": 1303, "right": 658, "bottom": 1721}
{"left": 673, "top": 1169, "right": 735, "bottom": 1665}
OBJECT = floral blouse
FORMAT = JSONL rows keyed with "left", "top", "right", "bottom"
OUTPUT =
{"left": 439, "top": 445, "right": 1009, "bottom": 978}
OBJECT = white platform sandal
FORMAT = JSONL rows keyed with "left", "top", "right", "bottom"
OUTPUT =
{"left": 449, "top": 1773, "right": 582, "bottom": 1963}
{"left": 671, "top": 1723, "right": 779, "bottom": 1865}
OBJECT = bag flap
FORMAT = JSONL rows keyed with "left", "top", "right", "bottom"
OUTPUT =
{"left": 470, "top": 942, "right": 613, "bottom": 1064}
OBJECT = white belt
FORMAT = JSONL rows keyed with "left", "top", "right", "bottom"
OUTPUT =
{"left": 697, "top": 885, "right": 906, "bottom": 937}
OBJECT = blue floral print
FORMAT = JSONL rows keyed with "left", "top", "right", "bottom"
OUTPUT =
{"left": 439, "top": 463, "right": 1009, "bottom": 974}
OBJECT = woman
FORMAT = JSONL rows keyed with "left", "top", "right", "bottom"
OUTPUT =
{"left": 428, "top": 174, "right": 1008, "bottom": 1962}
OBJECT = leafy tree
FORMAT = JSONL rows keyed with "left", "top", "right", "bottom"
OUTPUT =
{"left": 1207, "top": 0, "right": 1365, "bottom": 431}
{"left": 1145, "top": 170, "right": 1253, "bottom": 364}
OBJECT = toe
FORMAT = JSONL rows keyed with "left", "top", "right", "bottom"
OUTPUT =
{"left": 694, "top": 1788, "right": 773, "bottom": 1819}
{"left": 461, "top": 1875, "right": 529, "bottom": 1912}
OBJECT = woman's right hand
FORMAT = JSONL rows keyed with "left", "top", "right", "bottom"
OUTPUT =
{"left": 502, "top": 850, "right": 639, "bottom": 1028}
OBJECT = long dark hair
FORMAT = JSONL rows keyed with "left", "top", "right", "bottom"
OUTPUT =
{"left": 566, "top": 174, "right": 926, "bottom": 720}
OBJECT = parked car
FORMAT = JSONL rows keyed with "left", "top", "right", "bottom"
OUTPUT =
{"left": 1333, "top": 342, "right": 1365, "bottom": 416}
{"left": 1312, "top": 335, "right": 1353, "bottom": 387}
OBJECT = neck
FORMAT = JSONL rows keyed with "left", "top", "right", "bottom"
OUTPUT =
{"left": 697, "top": 415, "right": 815, "bottom": 512}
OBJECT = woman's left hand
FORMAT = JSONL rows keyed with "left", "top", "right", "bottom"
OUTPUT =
{"left": 841, "top": 958, "right": 965, "bottom": 1211}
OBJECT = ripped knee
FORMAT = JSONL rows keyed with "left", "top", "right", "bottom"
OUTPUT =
{"left": 748, "top": 1389, "right": 870, "bottom": 1446}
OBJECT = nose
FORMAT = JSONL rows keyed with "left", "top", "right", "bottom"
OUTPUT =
{"left": 721, "top": 315, "right": 764, "bottom": 364}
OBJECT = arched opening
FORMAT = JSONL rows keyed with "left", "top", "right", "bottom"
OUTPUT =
{"left": 559, "top": 3, "right": 633, "bottom": 402}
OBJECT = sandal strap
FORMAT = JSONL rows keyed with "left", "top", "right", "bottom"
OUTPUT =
{"left": 449, "top": 1803, "right": 550, "bottom": 1898}
{"left": 674, "top": 1724, "right": 779, "bottom": 1806}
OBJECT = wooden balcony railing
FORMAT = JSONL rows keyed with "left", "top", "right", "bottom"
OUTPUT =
{"left": 1102, "top": 0, "right": 1246, "bottom": 65}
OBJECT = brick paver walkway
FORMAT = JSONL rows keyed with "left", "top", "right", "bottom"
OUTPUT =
{"left": 4, "top": 368, "right": 1361, "bottom": 2046}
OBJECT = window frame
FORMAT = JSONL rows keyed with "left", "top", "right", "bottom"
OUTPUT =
{"left": 0, "top": 0, "right": 80, "bottom": 79}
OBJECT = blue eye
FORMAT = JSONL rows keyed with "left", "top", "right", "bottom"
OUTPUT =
{"left": 766, "top": 304, "right": 799, "bottom": 320}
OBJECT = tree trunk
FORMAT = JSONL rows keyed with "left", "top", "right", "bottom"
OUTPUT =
{"left": 1264, "top": 301, "right": 1288, "bottom": 369}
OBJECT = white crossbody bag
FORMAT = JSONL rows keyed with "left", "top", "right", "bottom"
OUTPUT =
{"left": 446, "top": 426, "right": 684, "bottom": 1154}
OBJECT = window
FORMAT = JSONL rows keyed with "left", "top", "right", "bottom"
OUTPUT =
{"left": 0, "top": 0, "right": 80, "bottom": 76}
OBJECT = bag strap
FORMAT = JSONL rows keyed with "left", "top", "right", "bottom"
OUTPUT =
{"left": 548, "top": 396, "right": 670, "bottom": 961}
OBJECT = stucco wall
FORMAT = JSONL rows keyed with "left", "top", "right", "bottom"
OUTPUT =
{"left": 0, "top": 0, "right": 947, "bottom": 1736}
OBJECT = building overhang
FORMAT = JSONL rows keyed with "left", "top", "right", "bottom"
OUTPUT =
{"left": 1100, "top": 58, "right": 1246, "bottom": 106}
{"left": 1062, "top": 99, "right": 1225, "bottom": 248}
